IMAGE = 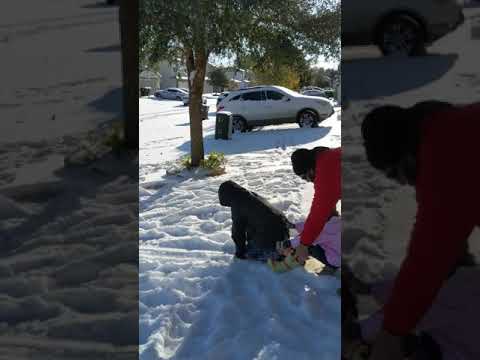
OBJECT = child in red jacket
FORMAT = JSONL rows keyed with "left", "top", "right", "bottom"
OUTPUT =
{"left": 361, "top": 101, "right": 480, "bottom": 359}
{"left": 290, "top": 147, "right": 341, "bottom": 264}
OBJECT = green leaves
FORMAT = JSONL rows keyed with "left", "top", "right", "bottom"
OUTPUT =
{"left": 200, "top": 152, "right": 226, "bottom": 171}
{"left": 140, "top": 0, "right": 340, "bottom": 166}
{"left": 208, "top": 68, "right": 230, "bottom": 89}
{"left": 140, "top": 0, "right": 340, "bottom": 64}
{"left": 181, "top": 152, "right": 227, "bottom": 176}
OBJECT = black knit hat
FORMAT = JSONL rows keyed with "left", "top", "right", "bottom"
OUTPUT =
{"left": 218, "top": 180, "right": 249, "bottom": 207}
{"left": 291, "top": 147, "right": 329, "bottom": 176}
{"left": 361, "top": 101, "right": 453, "bottom": 170}
{"left": 361, "top": 105, "right": 407, "bottom": 170}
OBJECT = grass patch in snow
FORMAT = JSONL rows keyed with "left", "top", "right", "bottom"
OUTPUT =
{"left": 176, "top": 152, "right": 227, "bottom": 177}
{"left": 64, "top": 122, "right": 130, "bottom": 166}
{"left": 103, "top": 122, "right": 128, "bottom": 153}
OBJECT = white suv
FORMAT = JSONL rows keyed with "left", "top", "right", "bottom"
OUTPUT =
{"left": 217, "top": 86, "right": 334, "bottom": 132}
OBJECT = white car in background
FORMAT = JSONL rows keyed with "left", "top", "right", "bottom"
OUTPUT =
{"left": 216, "top": 91, "right": 230, "bottom": 106}
{"left": 302, "top": 89, "right": 328, "bottom": 97}
{"left": 154, "top": 87, "right": 188, "bottom": 101}
{"left": 217, "top": 86, "right": 334, "bottom": 132}
{"left": 302, "top": 88, "right": 336, "bottom": 102}
{"left": 342, "top": 0, "right": 465, "bottom": 56}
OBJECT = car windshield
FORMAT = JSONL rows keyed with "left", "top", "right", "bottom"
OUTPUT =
{"left": 226, "top": 91, "right": 241, "bottom": 99}
{"left": 229, "top": 94, "right": 242, "bottom": 101}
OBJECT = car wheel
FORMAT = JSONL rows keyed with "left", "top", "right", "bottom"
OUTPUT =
{"left": 298, "top": 110, "right": 319, "bottom": 128}
{"left": 378, "top": 15, "right": 425, "bottom": 56}
{"left": 232, "top": 116, "right": 248, "bottom": 133}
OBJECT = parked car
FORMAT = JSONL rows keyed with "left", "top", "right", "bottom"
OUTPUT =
{"left": 140, "top": 87, "right": 152, "bottom": 97}
{"left": 216, "top": 92, "right": 230, "bottom": 107}
{"left": 217, "top": 86, "right": 334, "bottom": 132}
{"left": 154, "top": 88, "right": 189, "bottom": 100}
{"left": 301, "top": 89, "right": 327, "bottom": 98}
{"left": 342, "top": 0, "right": 465, "bottom": 56}
{"left": 323, "top": 89, "right": 336, "bottom": 99}
{"left": 301, "top": 86, "right": 324, "bottom": 92}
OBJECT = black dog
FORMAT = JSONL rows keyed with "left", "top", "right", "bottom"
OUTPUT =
{"left": 218, "top": 180, "right": 293, "bottom": 260}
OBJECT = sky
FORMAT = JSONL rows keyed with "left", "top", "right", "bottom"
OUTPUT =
{"left": 314, "top": 55, "right": 339, "bottom": 69}
{"left": 211, "top": 54, "right": 339, "bottom": 70}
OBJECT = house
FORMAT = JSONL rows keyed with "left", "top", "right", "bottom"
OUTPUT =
{"left": 177, "top": 75, "right": 214, "bottom": 93}
{"left": 158, "top": 60, "right": 214, "bottom": 93}
{"left": 157, "top": 60, "right": 253, "bottom": 93}
{"left": 158, "top": 60, "right": 181, "bottom": 89}
{"left": 225, "top": 68, "right": 252, "bottom": 90}
{"left": 139, "top": 70, "right": 161, "bottom": 91}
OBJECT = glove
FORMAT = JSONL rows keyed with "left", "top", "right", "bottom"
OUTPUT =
{"left": 268, "top": 253, "right": 302, "bottom": 273}
{"left": 295, "top": 243, "right": 309, "bottom": 264}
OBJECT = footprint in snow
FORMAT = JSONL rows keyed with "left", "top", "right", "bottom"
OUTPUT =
{"left": 200, "top": 221, "right": 220, "bottom": 234}
{"left": 164, "top": 226, "right": 191, "bottom": 237}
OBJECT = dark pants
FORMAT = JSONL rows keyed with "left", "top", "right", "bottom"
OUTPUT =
{"left": 405, "top": 333, "right": 443, "bottom": 360}
{"left": 244, "top": 227, "right": 288, "bottom": 262}
{"left": 245, "top": 239, "right": 278, "bottom": 262}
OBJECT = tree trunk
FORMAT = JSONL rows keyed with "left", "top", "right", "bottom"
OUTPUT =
{"left": 119, "top": 0, "right": 138, "bottom": 149}
{"left": 186, "top": 48, "right": 208, "bottom": 167}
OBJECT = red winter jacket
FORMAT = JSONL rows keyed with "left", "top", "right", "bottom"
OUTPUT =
{"left": 383, "top": 103, "right": 480, "bottom": 335}
{"left": 300, "top": 147, "right": 341, "bottom": 246}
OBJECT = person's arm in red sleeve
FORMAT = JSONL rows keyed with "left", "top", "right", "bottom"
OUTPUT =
{"left": 382, "top": 144, "right": 475, "bottom": 335}
{"left": 300, "top": 148, "right": 341, "bottom": 246}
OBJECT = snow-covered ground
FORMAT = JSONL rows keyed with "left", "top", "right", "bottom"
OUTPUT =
{"left": 139, "top": 96, "right": 341, "bottom": 359}
{"left": 0, "top": 0, "right": 123, "bottom": 189}
{"left": 0, "top": 0, "right": 122, "bottom": 144}
{"left": 0, "top": 160, "right": 138, "bottom": 358}
{"left": 342, "top": 6, "right": 480, "bottom": 284}
{"left": 0, "top": 1, "right": 138, "bottom": 358}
